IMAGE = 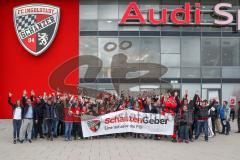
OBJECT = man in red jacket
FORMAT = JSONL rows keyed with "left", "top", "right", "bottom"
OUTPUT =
{"left": 72, "top": 100, "right": 83, "bottom": 140}
{"left": 164, "top": 91, "right": 178, "bottom": 142}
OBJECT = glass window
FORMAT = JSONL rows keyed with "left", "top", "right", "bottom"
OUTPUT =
{"left": 201, "top": 0, "right": 220, "bottom": 9}
{"left": 98, "top": 67, "right": 112, "bottom": 78}
{"left": 140, "top": 37, "right": 160, "bottom": 64}
{"left": 98, "top": 20, "right": 118, "bottom": 31}
{"left": 80, "top": 20, "right": 98, "bottom": 30}
{"left": 222, "top": 84, "right": 240, "bottom": 102}
{"left": 97, "top": 83, "right": 117, "bottom": 96}
{"left": 181, "top": 26, "right": 201, "bottom": 32}
{"left": 80, "top": 5, "right": 98, "bottom": 20}
{"left": 98, "top": 0, "right": 118, "bottom": 5}
{"left": 161, "top": 37, "right": 180, "bottom": 54}
{"left": 161, "top": 54, "right": 180, "bottom": 67}
{"left": 80, "top": 37, "right": 98, "bottom": 56}
{"left": 222, "top": 67, "right": 240, "bottom": 78}
{"left": 181, "top": 68, "right": 201, "bottom": 78}
{"left": 99, "top": 38, "right": 119, "bottom": 67}
{"left": 181, "top": 84, "right": 201, "bottom": 100}
{"left": 160, "top": 82, "right": 180, "bottom": 95}
{"left": 98, "top": 5, "right": 118, "bottom": 20}
{"left": 79, "top": 67, "right": 101, "bottom": 78}
{"left": 181, "top": 37, "right": 200, "bottom": 67}
{"left": 201, "top": 38, "right": 221, "bottom": 66}
{"left": 119, "top": 37, "right": 140, "bottom": 63}
{"left": 80, "top": 0, "right": 97, "bottom": 5}
{"left": 119, "top": 84, "right": 141, "bottom": 96}
{"left": 160, "top": 0, "right": 180, "bottom": 9}
{"left": 162, "top": 68, "right": 180, "bottom": 78}
{"left": 139, "top": 0, "right": 160, "bottom": 6}
{"left": 222, "top": 38, "right": 240, "bottom": 66}
{"left": 201, "top": 67, "right": 221, "bottom": 78}
{"left": 119, "top": 4, "right": 133, "bottom": 19}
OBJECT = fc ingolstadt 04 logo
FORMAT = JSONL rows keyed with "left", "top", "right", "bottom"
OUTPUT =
{"left": 13, "top": 4, "right": 60, "bottom": 56}
{"left": 87, "top": 118, "right": 101, "bottom": 133}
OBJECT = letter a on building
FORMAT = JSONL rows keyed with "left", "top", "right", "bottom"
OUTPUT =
{"left": 13, "top": 4, "right": 60, "bottom": 56}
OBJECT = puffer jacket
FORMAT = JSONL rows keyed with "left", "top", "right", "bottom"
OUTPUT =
{"left": 219, "top": 105, "right": 230, "bottom": 121}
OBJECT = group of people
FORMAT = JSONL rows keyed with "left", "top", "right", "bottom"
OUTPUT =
{"left": 8, "top": 89, "right": 240, "bottom": 144}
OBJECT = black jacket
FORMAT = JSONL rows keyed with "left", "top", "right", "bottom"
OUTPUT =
{"left": 193, "top": 94, "right": 215, "bottom": 121}
{"left": 43, "top": 103, "right": 54, "bottom": 119}
{"left": 34, "top": 99, "right": 45, "bottom": 120}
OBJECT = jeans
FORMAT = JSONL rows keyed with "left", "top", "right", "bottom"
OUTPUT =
{"left": 13, "top": 119, "right": 22, "bottom": 140}
{"left": 52, "top": 119, "right": 59, "bottom": 136}
{"left": 20, "top": 119, "right": 33, "bottom": 140}
{"left": 42, "top": 119, "right": 48, "bottom": 135}
{"left": 64, "top": 122, "right": 73, "bottom": 139}
{"left": 73, "top": 122, "right": 83, "bottom": 139}
{"left": 45, "top": 119, "right": 53, "bottom": 138}
{"left": 179, "top": 125, "right": 189, "bottom": 141}
{"left": 195, "top": 120, "right": 208, "bottom": 141}
{"left": 34, "top": 119, "right": 43, "bottom": 138}
{"left": 221, "top": 119, "right": 230, "bottom": 134}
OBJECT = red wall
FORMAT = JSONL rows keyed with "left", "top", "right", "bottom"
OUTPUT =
{"left": 0, "top": 0, "right": 79, "bottom": 118}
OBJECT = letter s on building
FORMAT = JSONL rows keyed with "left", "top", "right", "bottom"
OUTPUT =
{"left": 214, "top": 3, "right": 233, "bottom": 25}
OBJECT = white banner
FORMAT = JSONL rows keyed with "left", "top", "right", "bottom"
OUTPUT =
{"left": 81, "top": 109, "right": 174, "bottom": 137}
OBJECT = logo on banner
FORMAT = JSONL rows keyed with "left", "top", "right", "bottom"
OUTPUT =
{"left": 13, "top": 4, "right": 60, "bottom": 56}
{"left": 87, "top": 118, "right": 101, "bottom": 132}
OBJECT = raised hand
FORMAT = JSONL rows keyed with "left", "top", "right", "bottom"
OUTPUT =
{"left": 9, "top": 92, "right": 13, "bottom": 97}
{"left": 23, "top": 89, "right": 27, "bottom": 96}
{"left": 31, "top": 90, "right": 35, "bottom": 96}
{"left": 174, "top": 91, "right": 178, "bottom": 97}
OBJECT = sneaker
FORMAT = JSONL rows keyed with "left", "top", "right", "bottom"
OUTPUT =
{"left": 77, "top": 137, "right": 81, "bottom": 140}
{"left": 190, "top": 139, "right": 194, "bottom": 142}
{"left": 185, "top": 140, "right": 189, "bottom": 143}
{"left": 205, "top": 139, "right": 208, "bottom": 142}
{"left": 235, "top": 131, "right": 240, "bottom": 133}
{"left": 172, "top": 138, "right": 177, "bottom": 143}
{"left": 13, "top": 140, "right": 16, "bottom": 144}
{"left": 19, "top": 140, "right": 24, "bottom": 144}
{"left": 64, "top": 138, "right": 68, "bottom": 141}
{"left": 28, "top": 140, "right": 32, "bottom": 143}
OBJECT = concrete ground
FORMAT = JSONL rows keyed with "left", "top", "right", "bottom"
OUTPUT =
{"left": 0, "top": 119, "right": 239, "bottom": 160}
